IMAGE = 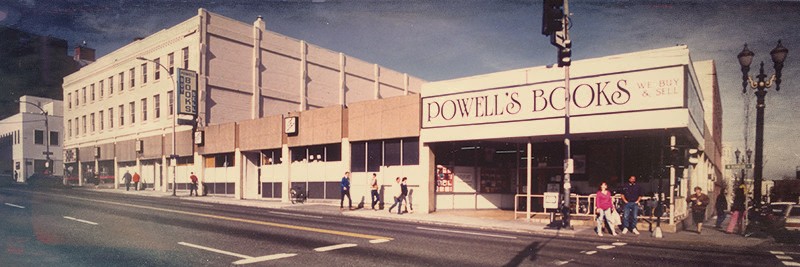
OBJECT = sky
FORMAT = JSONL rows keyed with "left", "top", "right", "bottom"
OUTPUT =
{"left": 1, "top": 0, "right": 799, "bottom": 179}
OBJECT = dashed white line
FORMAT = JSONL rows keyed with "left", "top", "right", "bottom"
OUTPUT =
{"left": 777, "top": 255, "right": 794, "bottom": 260}
{"left": 783, "top": 261, "right": 800, "bottom": 267}
{"left": 178, "top": 242, "right": 296, "bottom": 265}
{"left": 596, "top": 245, "right": 615, "bottom": 250}
{"left": 4, "top": 203, "right": 25, "bottom": 209}
{"left": 179, "top": 242, "right": 252, "bottom": 259}
{"left": 314, "top": 243, "right": 358, "bottom": 252}
{"left": 233, "top": 253, "right": 296, "bottom": 265}
{"left": 369, "top": 239, "right": 391, "bottom": 244}
{"left": 63, "top": 216, "right": 98, "bottom": 225}
{"left": 582, "top": 251, "right": 597, "bottom": 255}
{"left": 416, "top": 226, "right": 518, "bottom": 239}
{"left": 612, "top": 242, "right": 627, "bottom": 246}
{"left": 773, "top": 251, "right": 787, "bottom": 255}
{"left": 269, "top": 211, "right": 323, "bottom": 219}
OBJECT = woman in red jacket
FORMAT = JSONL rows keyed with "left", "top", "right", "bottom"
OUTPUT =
{"left": 595, "top": 182, "right": 617, "bottom": 236}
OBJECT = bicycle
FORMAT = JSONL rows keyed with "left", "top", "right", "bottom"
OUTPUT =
{"left": 290, "top": 186, "right": 307, "bottom": 204}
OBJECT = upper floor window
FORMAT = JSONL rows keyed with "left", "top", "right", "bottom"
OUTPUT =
{"left": 168, "top": 90, "right": 174, "bottom": 115}
{"left": 82, "top": 87, "right": 86, "bottom": 105}
{"left": 108, "top": 108, "right": 114, "bottom": 128}
{"left": 109, "top": 76, "right": 114, "bottom": 94}
{"left": 141, "top": 63, "right": 148, "bottom": 84}
{"left": 118, "top": 72, "right": 125, "bottom": 91}
{"left": 82, "top": 116, "right": 87, "bottom": 134}
{"left": 168, "top": 53, "right": 175, "bottom": 74}
{"left": 99, "top": 80, "right": 104, "bottom": 98}
{"left": 119, "top": 105, "right": 124, "bottom": 126}
{"left": 74, "top": 117, "right": 79, "bottom": 136}
{"left": 34, "top": 130, "right": 44, "bottom": 145}
{"left": 67, "top": 119, "right": 72, "bottom": 137}
{"left": 49, "top": 131, "right": 59, "bottom": 146}
{"left": 154, "top": 95, "right": 161, "bottom": 118}
{"left": 67, "top": 93, "right": 72, "bottom": 109}
{"left": 99, "top": 110, "right": 104, "bottom": 130}
{"left": 182, "top": 47, "right": 189, "bottom": 69}
{"left": 129, "top": 102, "right": 136, "bottom": 124}
{"left": 154, "top": 58, "right": 161, "bottom": 80}
{"left": 90, "top": 113, "right": 95, "bottom": 132}
{"left": 141, "top": 98, "right": 148, "bottom": 121}
{"left": 129, "top": 68, "right": 135, "bottom": 88}
{"left": 75, "top": 90, "right": 79, "bottom": 106}
{"left": 90, "top": 83, "right": 95, "bottom": 101}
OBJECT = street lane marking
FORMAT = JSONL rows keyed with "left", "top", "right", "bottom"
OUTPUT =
{"left": 596, "top": 245, "right": 615, "bottom": 250}
{"left": 181, "top": 202, "right": 214, "bottom": 207}
{"left": 612, "top": 242, "right": 626, "bottom": 246}
{"left": 4, "top": 203, "right": 25, "bottom": 209}
{"left": 179, "top": 242, "right": 296, "bottom": 265}
{"left": 269, "top": 211, "right": 323, "bottom": 219}
{"left": 63, "top": 216, "right": 99, "bottom": 225}
{"left": 314, "top": 243, "right": 357, "bottom": 252}
{"left": 179, "top": 242, "right": 251, "bottom": 259}
{"left": 773, "top": 251, "right": 786, "bottom": 255}
{"left": 233, "top": 253, "right": 296, "bottom": 265}
{"left": 416, "top": 226, "right": 517, "bottom": 239}
{"left": 54, "top": 194, "right": 391, "bottom": 241}
{"left": 783, "top": 261, "right": 800, "bottom": 266}
{"left": 369, "top": 239, "right": 391, "bottom": 244}
{"left": 583, "top": 251, "right": 597, "bottom": 255}
{"left": 777, "top": 255, "right": 793, "bottom": 260}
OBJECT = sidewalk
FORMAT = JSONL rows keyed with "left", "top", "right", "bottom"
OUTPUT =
{"left": 82, "top": 187, "right": 772, "bottom": 247}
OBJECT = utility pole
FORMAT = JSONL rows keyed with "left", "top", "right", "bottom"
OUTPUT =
{"left": 542, "top": 0, "right": 572, "bottom": 229}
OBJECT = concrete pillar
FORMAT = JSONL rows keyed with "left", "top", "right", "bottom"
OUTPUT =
{"left": 669, "top": 135, "right": 676, "bottom": 226}
{"left": 373, "top": 64, "right": 380, "bottom": 100}
{"left": 282, "top": 144, "right": 290, "bottom": 203}
{"left": 161, "top": 155, "right": 168, "bottom": 192}
{"left": 234, "top": 148, "right": 243, "bottom": 200}
{"left": 135, "top": 157, "right": 142, "bottom": 190}
{"left": 77, "top": 160, "right": 83, "bottom": 186}
{"left": 420, "top": 143, "right": 435, "bottom": 214}
{"left": 299, "top": 41, "right": 307, "bottom": 111}
{"left": 339, "top": 53, "right": 346, "bottom": 106}
{"left": 403, "top": 73, "right": 409, "bottom": 95}
{"left": 194, "top": 152, "right": 204, "bottom": 195}
{"left": 113, "top": 157, "right": 119, "bottom": 189}
{"left": 527, "top": 139, "right": 532, "bottom": 222}
{"left": 252, "top": 16, "right": 264, "bottom": 119}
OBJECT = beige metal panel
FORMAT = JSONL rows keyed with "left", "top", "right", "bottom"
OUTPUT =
{"left": 77, "top": 146, "right": 95, "bottom": 162}
{"left": 345, "top": 57, "right": 373, "bottom": 79}
{"left": 286, "top": 106, "right": 343, "bottom": 147}
{"left": 205, "top": 12, "right": 252, "bottom": 39}
{"left": 379, "top": 83, "right": 405, "bottom": 98}
{"left": 380, "top": 68, "right": 404, "bottom": 88}
{"left": 306, "top": 44, "right": 339, "bottom": 70}
{"left": 408, "top": 77, "right": 425, "bottom": 94}
{"left": 344, "top": 74, "right": 374, "bottom": 104}
{"left": 116, "top": 139, "right": 136, "bottom": 162}
{"left": 261, "top": 96, "right": 299, "bottom": 117}
{"left": 306, "top": 63, "right": 339, "bottom": 108}
{"left": 206, "top": 87, "right": 252, "bottom": 125}
{"left": 206, "top": 25, "right": 251, "bottom": 45}
{"left": 202, "top": 122, "right": 236, "bottom": 155}
{"left": 140, "top": 134, "right": 163, "bottom": 160}
{"left": 238, "top": 115, "right": 282, "bottom": 151}
{"left": 206, "top": 36, "right": 254, "bottom": 93}
{"left": 98, "top": 143, "right": 115, "bottom": 161}
{"left": 261, "top": 49, "right": 301, "bottom": 98}
{"left": 262, "top": 31, "right": 300, "bottom": 58}
{"left": 348, "top": 94, "right": 420, "bottom": 142}
{"left": 163, "top": 130, "right": 194, "bottom": 157}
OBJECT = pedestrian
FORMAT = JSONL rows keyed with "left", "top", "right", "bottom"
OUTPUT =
{"left": 401, "top": 177, "right": 413, "bottom": 213}
{"left": 595, "top": 182, "right": 618, "bottom": 236}
{"left": 621, "top": 175, "right": 642, "bottom": 235}
{"left": 715, "top": 188, "right": 728, "bottom": 229}
{"left": 687, "top": 186, "right": 710, "bottom": 234}
{"left": 132, "top": 172, "right": 141, "bottom": 191}
{"left": 189, "top": 172, "right": 199, "bottom": 196}
{"left": 370, "top": 173, "right": 380, "bottom": 210}
{"left": 123, "top": 170, "right": 132, "bottom": 191}
{"left": 388, "top": 177, "right": 403, "bottom": 214}
{"left": 726, "top": 184, "right": 746, "bottom": 234}
{"left": 340, "top": 171, "right": 352, "bottom": 210}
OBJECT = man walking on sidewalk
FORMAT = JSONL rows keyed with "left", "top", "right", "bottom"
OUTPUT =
{"left": 189, "top": 172, "right": 199, "bottom": 196}
{"left": 715, "top": 189, "right": 728, "bottom": 229}
{"left": 123, "top": 171, "right": 132, "bottom": 191}
{"left": 132, "top": 172, "right": 141, "bottom": 191}
{"left": 688, "top": 186, "right": 710, "bottom": 234}
{"left": 370, "top": 173, "right": 380, "bottom": 210}
{"left": 621, "top": 175, "right": 642, "bottom": 235}
{"left": 340, "top": 172, "right": 352, "bottom": 210}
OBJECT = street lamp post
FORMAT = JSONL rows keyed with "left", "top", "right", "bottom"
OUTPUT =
{"left": 16, "top": 100, "right": 51, "bottom": 178}
{"left": 136, "top": 57, "right": 177, "bottom": 196}
{"left": 737, "top": 40, "right": 788, "bottom": 212}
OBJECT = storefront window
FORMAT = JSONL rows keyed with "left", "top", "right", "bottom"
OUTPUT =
{"left": 325, "top": 143, "right": 341, "bottom": 162}
{"left": 384, "top": 139, "right": 401, "bottom": 166}
{"left": 261, "top": 149, "right": 282, "bottom": 165}
{"left": 402, "top": 138, "right": 419, "bottom": 165}
{"left": 351, "top": 142, "right": 366, "bottom": 172}
{"left": 367, "top": 141, "right": 382, "bottom": 172}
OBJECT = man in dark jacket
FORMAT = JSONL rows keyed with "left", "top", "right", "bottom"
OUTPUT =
{"left": 688, "top": 186, "right": 710, "bottom": 234}
{"left": 340, "top": 172, "right": 352, "bottom": 210}
{"left": 715, "top": 189, "right": 728, "bottom": 228}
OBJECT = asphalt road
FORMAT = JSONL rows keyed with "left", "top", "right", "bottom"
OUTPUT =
{"left": 0, "top": 186, "right": 796, "bottom": 266}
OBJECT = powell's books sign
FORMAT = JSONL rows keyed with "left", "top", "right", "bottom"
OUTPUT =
{"left": 422, "top": 66, "right": 694, "bottom": 129}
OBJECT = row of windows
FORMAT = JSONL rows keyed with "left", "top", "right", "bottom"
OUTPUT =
{"left": 351, "top": 138, "right": 419, "bottom": 172}
{"left": 33, "top": 130, "right": 59, "bottom": 146}
{"left": 67, "top": 92, "right": 173, "bottom": 139}
{"left": 67, "top": 47, "right": 189, "bottom": 110}
{"left": 200, "top": 139, "right": 419, "bottom": 170}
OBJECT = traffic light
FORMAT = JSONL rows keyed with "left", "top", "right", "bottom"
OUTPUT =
{"left": 541, "top": 0, "right": 565, "bottom": 36}
{"left": 558, "top": 40, "right": 572, "bottom": 67}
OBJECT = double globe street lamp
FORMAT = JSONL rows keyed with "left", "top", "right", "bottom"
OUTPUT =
{"left": 736, "top": 40, "right": 788, "bottom": 211}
